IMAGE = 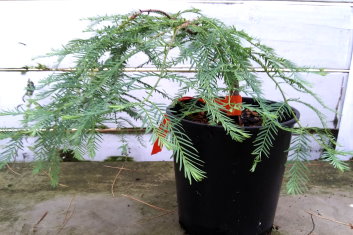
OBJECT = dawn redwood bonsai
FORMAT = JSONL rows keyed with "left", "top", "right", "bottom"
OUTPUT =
{"left": 0, "top": 9, "right": 350, "bottom": 195}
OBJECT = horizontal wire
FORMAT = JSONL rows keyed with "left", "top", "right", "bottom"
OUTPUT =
{"left": 0, "top": 66, "right": 347, "bottom": 133}
{"left": 0, "top": 127, "right": 337, "bottom": 134}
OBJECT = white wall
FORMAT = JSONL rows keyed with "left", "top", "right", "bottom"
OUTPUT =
{"left": 0, "top": 0, "right": 352, "bottom": 161}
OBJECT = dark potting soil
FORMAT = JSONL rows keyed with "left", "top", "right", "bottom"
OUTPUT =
{"left": 184, "top": 108, "right": 263, "bottom": 127}
{"left": 185, "top": 111, "right": 209, "bottom": 124}
{"left": 240, "top": 108, "right": 262, "bottom": 126}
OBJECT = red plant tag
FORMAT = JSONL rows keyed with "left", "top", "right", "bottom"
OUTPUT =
{"left": 178, "top": 96, "right": 195, "bottom": 102}
{"left": 225, "top": 95, "right": 242, "bottom": 116}
{"left": 151, "top": 95, "right": 242, "bottom": 155}
{"left": 215, "top": 95, "right": 242, "bottom": 116}
{"left": 151, "top": 138, "right": 163, "bottom": 155}
{"left": 151, "top": 117, "right": 169, "bottom": 155}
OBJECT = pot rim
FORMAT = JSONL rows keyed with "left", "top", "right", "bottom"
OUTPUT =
{"left": 166, "top": 97, "right": 300, "bottom": 130}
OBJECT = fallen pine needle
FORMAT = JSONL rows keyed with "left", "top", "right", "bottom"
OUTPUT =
{"left": 305, "top": 210, "right": 353, "bottom": 229}
{"left": 6, "top": 164, "right": 22, "bottom": 176}
{"left": 121, "top": 194, "right": 172, "bottom": 213}
{"left": 103, "top": 165, "right": 134, "bottom": 171}
{"left": 111, "top": 162, "right": 126, "bottom": 197}
{"left": 56, "top": 196, "right": 76, "bottom": 234}
{"left": 63, "top": 196, "right": 76, "bottom": 222}
{"left": 32, "top": 211, "right": 48, "bottom": 233}
{"left": 57, "top": 207, "right": 75, "bottom": 234}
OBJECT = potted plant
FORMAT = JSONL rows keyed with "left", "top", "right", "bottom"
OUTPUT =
{"left": 0, "top": 9, "right": 350, "bottom": 234}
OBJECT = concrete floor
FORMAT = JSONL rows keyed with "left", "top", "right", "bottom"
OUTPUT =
{"left": 0, "top": 161, "right": 352, "bottom": 235}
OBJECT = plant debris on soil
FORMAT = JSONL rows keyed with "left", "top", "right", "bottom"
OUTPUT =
{"left": 240, "top": 108, "right": 262, "bottom": 126}
{"left": 185, "top": 108, "right": 263, "bottom": 127}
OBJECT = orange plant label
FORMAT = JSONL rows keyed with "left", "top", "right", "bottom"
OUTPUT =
{"left": 151, "top": 117, "right": 169, "bottom": 155}
{"left": 151, "top": 95, "right": 242, "bottom": 155}
{"left": 225, "top": 95, "right": 242, "bottom": 116}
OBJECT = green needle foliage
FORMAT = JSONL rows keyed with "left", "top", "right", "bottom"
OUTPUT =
{"left": 0, "top": 9, "right": 350, "bottom": 193}
{"left": 286, "top": 134, "right": 311, "bottom": 195}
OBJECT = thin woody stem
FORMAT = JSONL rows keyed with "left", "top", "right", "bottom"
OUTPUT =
{"left": 130, "top": 9, "right": 174, "bottom": 20}
{"left": 129, "top": 10, "right": 197, "bottom": 35}
{"left": 177, "top": 20, "right": 197, "bottom": 35}
{"left": 231, "top": 89, "right": 240, "bottom": 96}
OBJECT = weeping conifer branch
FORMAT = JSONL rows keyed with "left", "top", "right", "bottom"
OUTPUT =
{"left": 0, "top": 8, "right": 350, "bottom": 191}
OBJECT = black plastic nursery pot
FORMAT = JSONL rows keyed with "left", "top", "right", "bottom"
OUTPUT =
{"left": 168, "top": 97, "right": 299, "bottom": 235}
